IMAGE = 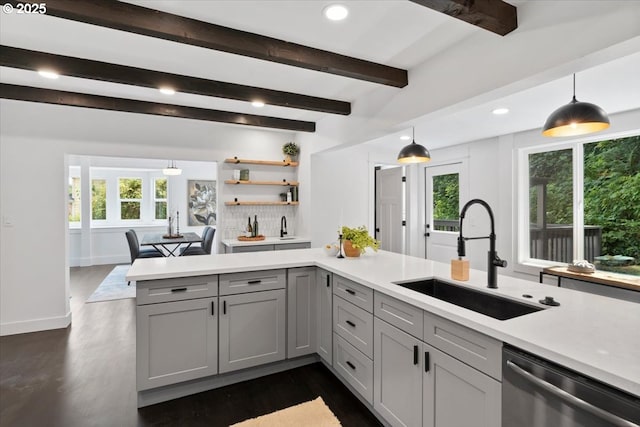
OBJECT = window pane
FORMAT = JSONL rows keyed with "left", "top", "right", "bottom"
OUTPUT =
{"left": 155, "top": 178, "right": 167, "bottom": 199}
{"left": 155, "top": 201, "right": 167, "bottom": 220}
{"left": 121, "top": 201, "right": 140, "bottom": 220}
{"left": 433, "top": 173, "right": 459, "bottom": 232}
{"left": 68, "top": 177, "right": 81, "bottom": 223}
{"left": 91, "top": 179, "right": 107, "bottom": 220}
{"left": 119, "top": 178, "right": 142, "bottom": 199}
{"left": 584, "top": 136, "right": 640, "bottom": 276}
{"left": 529, "top": 149, "right": 573, "bottom": 262}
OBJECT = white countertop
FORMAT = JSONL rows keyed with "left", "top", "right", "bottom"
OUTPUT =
{"left": 127, "top": 248, "right": 640, "bottom": 397}
{"left": 221, "top": 236, "right": 311, "bottom": 247}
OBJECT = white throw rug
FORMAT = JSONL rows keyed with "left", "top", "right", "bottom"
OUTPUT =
{"left": 86, "top": 265, "right": 135, "bottom": 303}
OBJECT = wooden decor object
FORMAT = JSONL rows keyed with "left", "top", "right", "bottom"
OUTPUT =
{"left": 237, "top": 235, "right": 265, "bottom": 241}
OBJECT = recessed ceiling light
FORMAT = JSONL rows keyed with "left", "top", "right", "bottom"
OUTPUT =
{"left": 251, "top": 100, "right": 265, "bottom": 108}
{"left": 159, "top": 87, "right": 176, "bottom": 95}
{"left": 492, "top": 107, "right": 509, "bottom": 115}
{"left": 400, "top": 135, "right": 411, "bottom": 141}
{"left": 324, "top": 4, "right": 349, "bottom": 21}
{"left": 38, "top": 69, "right": 59, "bottom": 79}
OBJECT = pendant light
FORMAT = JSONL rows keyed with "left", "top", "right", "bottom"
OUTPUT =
{"left": 162, "top": 160, "right": 182, "bottom": 176}
{"left": 542, "top": 74, "right": 610, "bottom": 137}
{"left": 397, "top": 126, "right": 431, "bottom": 164}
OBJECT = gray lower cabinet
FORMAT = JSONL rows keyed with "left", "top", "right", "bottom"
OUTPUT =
{"left": 423, "top": 343, "right": 501, "bottom": 427}
{"left": 316, "top": 268, "right": 333, "bottom": 364}
{"left": 287, "top": 267, "right": 317, "bottom": 358}
{"left": 374, "top": 317, "right": 423, "bottom": 427}
{"left": 137, "top": 297, "right": 218, "bottom": 391}
{"left": 218, "top": 289, "right": 286, "bottom": 373}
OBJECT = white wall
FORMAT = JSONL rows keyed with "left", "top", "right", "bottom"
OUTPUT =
{"left": 0, "top": 101, "right": 297, "bottom": 335}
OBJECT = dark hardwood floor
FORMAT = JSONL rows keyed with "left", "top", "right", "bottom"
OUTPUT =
{"left": 0, "top": 265, "right": 382, "bottom": 427}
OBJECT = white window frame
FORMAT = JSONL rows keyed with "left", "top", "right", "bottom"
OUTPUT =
{"left": 90, "top": 178, "right": 108, "bottom": 223}
{"left": 68, "top": 167, "right": 82, "bottom": 228}
{"left": 118, "top": 176, "right": 143, "bottom": 222}
{"left": 153, "top": 177, "right": 168, "bottom": 221}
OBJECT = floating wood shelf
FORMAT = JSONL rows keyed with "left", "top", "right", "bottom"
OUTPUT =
{"left": 224, "top": 158, "right": 298, "bottom": 167}
{"left": 225, "top": 201, "right": 300, "bottom": 206}
{"left": 224, "top": 179, "right": 299, "bottom": 186}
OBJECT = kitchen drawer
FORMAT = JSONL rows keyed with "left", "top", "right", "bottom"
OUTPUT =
{"left": 424, "top": 311, "right": 502, "bottom": 380}
{"left": 333, "top": 333, "right": 373, "bottom": 405}
{"left": 136, "top": 275, "right": 218, "bottom": 305}
{"left": 219, "top": 269, "right": 286, "bottom": 295}
{"left": 333, "top": 275, "right": 373, "bottom": 313}
{"left": 333, "top": 295, "right": 373, "bottom": 359}
{"left": 274, "top": 242, "right": 311, "bottom": 250}
{"left": 374, "top": 291, "right": 424, "bottom": 339}
{"left": 227, "top": 245, "right": 275, "bottom": 253}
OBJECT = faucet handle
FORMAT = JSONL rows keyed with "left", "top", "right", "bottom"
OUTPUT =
{"left": 493, "top": 257, "right": 507, "bottom": 268}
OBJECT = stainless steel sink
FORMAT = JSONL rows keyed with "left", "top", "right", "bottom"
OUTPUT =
{"left": 393, "top": 278, "right": 544, "bottom": 320}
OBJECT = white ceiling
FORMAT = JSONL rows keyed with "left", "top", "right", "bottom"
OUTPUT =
{"left": 1, "top": 0, "right": 639, "bottom": 150}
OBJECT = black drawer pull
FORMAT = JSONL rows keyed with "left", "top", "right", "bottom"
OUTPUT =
{"left": 223, "top": 300, "right": 226, "bottom": 314}
{"left": 247, "top": 280, "right": 262, "bottom": 285}
{"left": 345, "top": 320, "right": 356, "bottom": 328}
{"left": 414, "top": 345, "right": 419, "bottom": 365}
{"left": 171, "top": 287, "right": 187, "bottom": 293}
{"left": 345, "top": 288, "right": 356, "bottom": 295}
{"left": 425, "top": 352, "right": 430, "bottom": 373}
{"left": 326, "top": 275, "right": 330, "bottom": 287}
{"left": 346, "top": 361, "right": 356, "bottom": 370}
{"left": 211, "top": 301, "right": 215, "bottom": 316}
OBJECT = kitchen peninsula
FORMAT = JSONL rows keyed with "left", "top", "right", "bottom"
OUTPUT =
{"left": 127, "top": 249, "right": 640, "bottom": 424}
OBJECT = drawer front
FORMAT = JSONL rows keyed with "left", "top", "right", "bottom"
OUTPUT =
{"left": 136, "top": 275, "right": 218, "bottom": 305}
{"left": 274, "top": 242, "right": 311, "bottom": 250}
{"left": 333, "top": 275, "right": 373, "bottom": 313}
{"left": 333, "top": 295, "right": 373, "bottom": 359}
{"left": 374, "top": 291, "right": 424, "bottom": 339}
{"left": 424, "top": 312, "right": 502, "bottom": 380}
{"left": 230, "top": 245, "right": 275, "bottom": 253}
{"left": 219, "top": 269, "right": 286, "bottom": 295}
{"left": 333, "top": 333, "right": 374, "bottom": 405}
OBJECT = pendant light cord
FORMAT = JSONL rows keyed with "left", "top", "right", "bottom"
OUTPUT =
{"left": 572, "top": 73, "right": 577, "bottom": 102}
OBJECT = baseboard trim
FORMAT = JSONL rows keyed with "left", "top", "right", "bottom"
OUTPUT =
{"left": 0, "top": 311, "right": 72, "bottom": 336}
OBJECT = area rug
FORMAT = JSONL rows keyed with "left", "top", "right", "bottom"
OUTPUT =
{"left": 86, "top": 265, "right": 135, "bottom": 303}
{"left": 231, "top": 397, "right": 341, "bottom": 427}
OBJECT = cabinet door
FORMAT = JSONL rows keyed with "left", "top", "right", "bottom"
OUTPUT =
{"left": 423, "top": 344, "right": 501, "bottom": 427}
{"left": 287, "top": 267, "right": 317, "bottom": 358}
{"left": 219, "top": 289, "right": 286, "bottom": 373}
{"left": 137, "top": 297, "right": 217, "bottom": 391}
{"left": 316, "top": 268, "right": 333, "bottom": 364}
{"left": 374, "top": 318, "right": 423, "bottom": 427}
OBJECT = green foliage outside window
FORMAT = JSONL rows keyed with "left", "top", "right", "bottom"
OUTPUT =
{"left": 433, "top": 173, "right": 459, "bottom": 231}
{"left": 155, "top": 178, "right": 167, "bottom": 220}
{"left": 91, "top": 179, "right": 107, "bottom": 220}
{"left": 119, "top": 178, "right": 142, "bottom": 220}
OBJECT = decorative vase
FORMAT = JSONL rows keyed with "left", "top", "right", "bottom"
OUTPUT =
{"left": 343, "top": 240, "right": 361, "bottom": 257}
{"left": 284, "top": 154, "right": 292, "bottom": 163}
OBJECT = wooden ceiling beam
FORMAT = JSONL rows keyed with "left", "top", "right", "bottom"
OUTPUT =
{"left": 0, "top": 84, "right": 316, "bottom": 133}
{"left": 32, "top": 0, "right": 408, "bottom": 88}
{"left": 409, "top": 0, "right": 517, "bottom": 36}
{"left": 0, "top": 45, "right": 350, "bottom": 116}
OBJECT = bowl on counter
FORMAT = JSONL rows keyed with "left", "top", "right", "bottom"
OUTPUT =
{"left": 323, "top": 242, "right": 339, "bottom": 257}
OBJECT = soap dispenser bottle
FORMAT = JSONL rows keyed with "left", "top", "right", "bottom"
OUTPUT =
{"left": 451, "top": 257, "right": 469, "bottom": 281}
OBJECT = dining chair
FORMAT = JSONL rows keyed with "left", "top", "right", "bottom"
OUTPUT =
{"left": 180, "top": 227, "right": 216, "bottom": 256}
{"left": 125, "top": 229, "right": 164, "bottom": 285}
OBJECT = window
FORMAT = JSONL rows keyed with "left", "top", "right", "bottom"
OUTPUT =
{"left": 432, "top": 172, "right": 460, "bottom": 232}
{"left": 521, "top": 135, "right": 639, "bottom": 277}
{"left": 154, "top": 178, "right": 167, "bottom": 220}
{"left": 91, "top": 179, "right": 107, "bottom": 220}
{"left": 68, "top": 176, "right": 81, "bottom": 224}
{"left": 119, "top": 178, "right": 142, "bottom": 220}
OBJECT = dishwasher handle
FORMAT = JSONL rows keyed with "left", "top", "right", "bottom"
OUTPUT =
{"left": 506, "top": 360, "right": 639, "bottom": 427}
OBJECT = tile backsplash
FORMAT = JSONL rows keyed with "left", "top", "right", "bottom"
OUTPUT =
{"left": 221, "top": 205, "right": 297, "bottom": 239}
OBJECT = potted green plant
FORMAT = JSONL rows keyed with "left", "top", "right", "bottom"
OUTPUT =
{"left": 341, "top": 225, "right": 380, "bottom": 257}
{"left": 282, "top": 142, "right": 300, "bottom": 162}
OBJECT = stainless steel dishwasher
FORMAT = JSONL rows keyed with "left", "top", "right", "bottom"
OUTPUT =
{"left": 502, "top": 345, "right": 640, "bottom": 427}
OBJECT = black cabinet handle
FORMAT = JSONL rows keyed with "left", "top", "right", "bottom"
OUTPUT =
{"left": 425, "top": 352, "right": 430, "bottom": 372}
{"left": 211, "top": 301, "right": 215, "bottom": 316}
{"left": 346, "top": 320, "right": 356, "bottom": 328}
{"left": 223, "top": 300, "right": 226, "bottom": 314}
{"left": 414, "top": 345, "right": 419, "bottom": 365}
{"left": 247, "top": 280, "right": 262, "bottom": 285}
{"left": 345, "top": 288, "right": 356, "bottom": 295}
{"left": 346, "top": 361, "right": 356, "bottom": 370}
{"left": 326, "top": 275, "right": 330, "bottom": 288}
{"left": 171, "top": 287, "right": 187, "bottom": 293}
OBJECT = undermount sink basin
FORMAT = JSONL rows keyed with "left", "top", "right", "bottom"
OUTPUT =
{"left": 279, "top": 236, "right": 296, "bottom": 240}
{"left": 393, "top": 278, "right": 544, "bottom": 320}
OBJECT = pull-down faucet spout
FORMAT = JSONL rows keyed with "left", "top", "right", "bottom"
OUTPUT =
{"left": 280, "top": 216, "right": 288, "bottom": 238}
{"left": 458, "top": 199, "right": 507, "bottom": 289}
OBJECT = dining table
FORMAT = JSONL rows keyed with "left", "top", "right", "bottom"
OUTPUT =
{"left": 140, "top": 232, "right": 203, "bottom": 257}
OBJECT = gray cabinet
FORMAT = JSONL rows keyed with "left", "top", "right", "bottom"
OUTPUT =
{"left": 219, "top": 289, "right": 286, "bottom": 373}
{"left": 316, "top": 268, "right": 333, "bottom": 364}
{"left": 287, "top": 267, "right": 317, "bottom": 358}
{"left": 374, "top": 317, "right": 423, "bottom": 427}
{"left": 423, "top": 343, "right": 501, "bottom": 427}
{"left": 224, "top": 242, "right": 310, "bottom": 253}
{"left": 137, "top": 297, "right": 218, "bottom": 391}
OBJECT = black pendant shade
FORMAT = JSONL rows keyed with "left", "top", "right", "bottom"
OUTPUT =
{"left": 542, "top": 74, "right": 610, "bottom": 137}
{"left": 397, "top": 127, "right": 431, "bottom": 164}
